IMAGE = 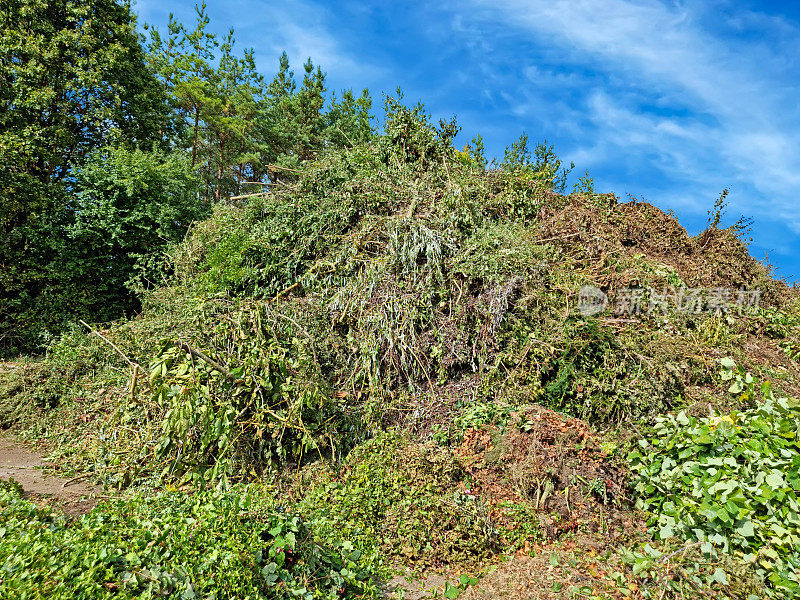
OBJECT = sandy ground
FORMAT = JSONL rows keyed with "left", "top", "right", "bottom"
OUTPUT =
{"left": 386, "top": 573, "right": 451, "bottom": 599}
{"left": 0, "top": 430, "right": 99, "bottom": 516}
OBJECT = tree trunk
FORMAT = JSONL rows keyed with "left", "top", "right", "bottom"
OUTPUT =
{"left": 191, "top": 105, "right": 200, "bottom": 167}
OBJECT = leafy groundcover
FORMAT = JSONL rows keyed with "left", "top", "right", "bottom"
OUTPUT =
{"left": 0, "top": 481, "right": 378, "bottom": 599}
{"left": 629, "top": 360, "right": 800, "bottom": 599}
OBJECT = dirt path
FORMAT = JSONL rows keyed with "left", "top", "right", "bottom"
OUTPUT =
{"left": 0, "top": 431, "right": 99, "bottom": 516}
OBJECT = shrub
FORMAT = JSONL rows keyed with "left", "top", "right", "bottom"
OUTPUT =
{"left": 629, "top": 359, "right": 800, "bottom": 598}
{"left": 114, "top": 300, "right": 366, "bottom": 488}
{"left": 301, "top": 432, "right": 498, "bottom": 569}
{"left": 540, "top": 319, "right": 680, "bottom": 423}
{"left": 0, "top": 481, "right": 378, "bottom": 599}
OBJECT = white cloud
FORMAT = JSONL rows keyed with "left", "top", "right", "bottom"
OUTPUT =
{"left": 458, "top": 0, "right": 800, "bottom": 232}
{"left": 136, "top": 0, "right": 383, "bottom": 87}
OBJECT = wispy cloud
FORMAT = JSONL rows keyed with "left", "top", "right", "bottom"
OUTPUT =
{"left": 456, "top": 0, "right": 800, "bottom": 233}
{"left": 136, "top": 0, "right": 383, "bottom": 87}
{"left": 224, "top": 0, "right": 383, "bottom": 83}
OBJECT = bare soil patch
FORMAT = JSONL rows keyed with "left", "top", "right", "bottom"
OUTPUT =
{"left": 0, "top": 430, "right": 99, "bottom": 516}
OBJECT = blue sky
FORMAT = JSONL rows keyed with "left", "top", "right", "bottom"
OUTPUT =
{"left": 134, "top": 0, "right": 800, "bottom": 282}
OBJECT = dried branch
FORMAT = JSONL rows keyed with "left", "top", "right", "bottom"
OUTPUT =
{"left": 229, "top": 191, "right": 270, "bottom": 201}
{"left": 173, "top": 340, "right": 232, "bottom": 379}
{"left": 79, "top": 320, "right": 151, "bottom": 394}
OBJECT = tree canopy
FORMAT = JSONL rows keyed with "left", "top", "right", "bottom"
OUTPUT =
{"left": 0, "top": 0, "right": 379, "bottom": 354}
{"left": 0, "top": 0, "right": 168, "bottom": 352}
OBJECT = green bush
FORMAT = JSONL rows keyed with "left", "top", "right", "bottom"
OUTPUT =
{"left": 0, "top": 481, "right": 377, "bottom": 599}
{"left": 629, "top": 359, "right": 800, "bottom": 598}
{"left": 301, "top": 432, "right": 498, "bottom": 569}
{"left": 618, "top": 540, "right": 767, "bottom": 600}
{"left": 105, "top": 300, "right": 366, "bottom": 488}
{"left": 69, "top": 145, "right": 207, "bottom": 303}
{"left": 540, "top": 319, "right": 680, "bottom": 423}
